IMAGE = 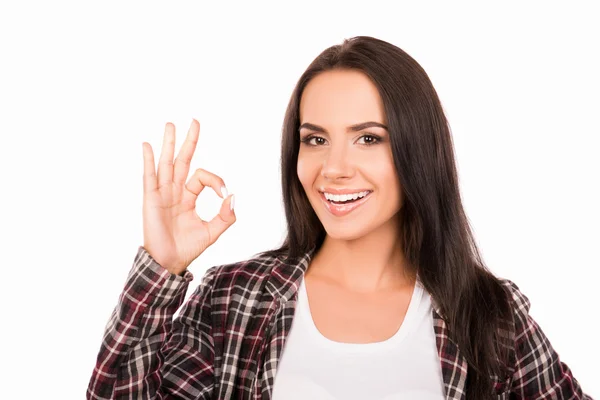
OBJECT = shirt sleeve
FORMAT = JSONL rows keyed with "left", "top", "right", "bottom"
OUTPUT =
{"left": 505, "top": 279, "right": 593, "bottom": 399}
{"left": 86, "top": 246, "right": 217, "bottom": 400}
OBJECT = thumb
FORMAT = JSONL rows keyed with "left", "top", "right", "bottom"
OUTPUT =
{"left": 207, "top": 194, "right": 236, "bottom": 244}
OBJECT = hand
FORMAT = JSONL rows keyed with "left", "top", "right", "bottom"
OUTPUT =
{"left": 141, "top": 119, "right": 236, "bottom": 275}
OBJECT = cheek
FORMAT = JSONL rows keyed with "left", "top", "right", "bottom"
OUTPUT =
{"left": 296, "top": 156, "right": 313, "bottom": 190}
{"left": 369, "top": 157, "right": 401, "bottom": 201}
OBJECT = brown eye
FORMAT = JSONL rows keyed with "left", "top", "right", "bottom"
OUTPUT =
{"left": 300, "top": 135, "right": 326, "bottom": 146}
{"left": 357, "top": 134, "right": 381, "bottom": 145}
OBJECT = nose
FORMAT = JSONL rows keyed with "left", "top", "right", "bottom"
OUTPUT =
{"left": 320, "top": 142, "right": 354, "bottom": 180}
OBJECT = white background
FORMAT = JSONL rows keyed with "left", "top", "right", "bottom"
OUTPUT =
{"left": 1, "top": 1, "right": 598, "bottom": 398}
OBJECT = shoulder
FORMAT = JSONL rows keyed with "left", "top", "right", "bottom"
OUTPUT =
{"left": 213, "top": 252, "right": 282, "bottom": 280}
{"left": 495, "top": 281, "right": 589, "bottom": 397}
{"left": 497, "top": 278, "right": 531, "bottom": 314}
{"left": 496, "top": 277, "right": 533, "bottom": 337}
{"left": 199, "top": 251, "right": 284, "bottom": 296}
{"left": 186, "top": 252, "right": 288, "bottom": 332}
{"left": 492, "top": 279, "right": 533, "bottom": 376}
{"left": 496, "top": 277, "right": 538, "bottom": 354}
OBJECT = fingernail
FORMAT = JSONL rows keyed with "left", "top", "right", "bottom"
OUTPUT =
{"left": 230, "top": 194, "right": 235, "bottom": 211}
{"left": 221, "top": 186, "right": 228, "bottom": 198}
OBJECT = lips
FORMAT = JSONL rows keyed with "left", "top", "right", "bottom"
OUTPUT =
{"left": 318, "top": 191, "right": 373, "bottom": 217}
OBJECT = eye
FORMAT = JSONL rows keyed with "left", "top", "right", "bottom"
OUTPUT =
{"left": 300, "top": 135, "right": 326, "bottom": 146}
{"left": 356, "top": 134, "right": 381, "bottom": 145}
{"left": 299, "top": 133, "right": 382, "bottom": 147}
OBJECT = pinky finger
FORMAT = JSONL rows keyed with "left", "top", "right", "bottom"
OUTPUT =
{"left": 142, "top": 142, "right": 157, "bottom": 193}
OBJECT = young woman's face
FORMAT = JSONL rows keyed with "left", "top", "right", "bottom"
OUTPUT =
{"left": 297, "top": 69, "right": 403, "bottom": 241}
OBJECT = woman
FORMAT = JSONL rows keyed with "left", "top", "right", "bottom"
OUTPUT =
{"left": 86, "top": 36, "right": 591, "bottom": 399}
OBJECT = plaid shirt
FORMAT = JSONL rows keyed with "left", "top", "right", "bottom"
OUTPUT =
{"left": 87, "top": 246, "right": 592, "bottom": 400}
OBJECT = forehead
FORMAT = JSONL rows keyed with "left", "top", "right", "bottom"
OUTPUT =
{"left": 299, "top": 69, "right": 387, "bottom": 126}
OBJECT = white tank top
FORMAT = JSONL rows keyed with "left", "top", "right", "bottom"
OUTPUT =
{"left": 272, "top": 276, "right": 446, "bottom": 400}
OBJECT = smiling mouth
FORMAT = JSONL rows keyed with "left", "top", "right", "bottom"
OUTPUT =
{"left": 320, "top": 190, "right": 373, "bottom": 205}
{"left": 317, "top": 190, "right": 374, "bottom": 217}
{"left": 327, "top": 196, "right": 368, "bottom": 205}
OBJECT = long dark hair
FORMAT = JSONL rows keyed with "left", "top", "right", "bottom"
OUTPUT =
{"left": 257, "top": 36, "right": 513, "bottom": 398}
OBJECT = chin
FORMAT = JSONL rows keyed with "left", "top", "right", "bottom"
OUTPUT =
{"left": 321, "top": 223, "right": 371, "bottom": 242}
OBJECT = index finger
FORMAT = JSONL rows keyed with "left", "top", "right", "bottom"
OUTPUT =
{"left": 182, "top": 168, "right": 227, "bottom": 206}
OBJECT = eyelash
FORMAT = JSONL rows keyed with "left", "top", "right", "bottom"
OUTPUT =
{"left": 300, "top": 133, "right": 382, "bottom": 147}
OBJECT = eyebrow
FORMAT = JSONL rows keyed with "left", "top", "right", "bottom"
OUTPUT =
{"left": 298, "top": 121, "right": 388, "bottom": 133}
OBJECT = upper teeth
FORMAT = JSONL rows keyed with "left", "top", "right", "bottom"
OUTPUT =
{"left": 323, "top": 191, "right": 370, "bottom": 202}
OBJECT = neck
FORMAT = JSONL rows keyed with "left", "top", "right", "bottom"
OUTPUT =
{"left": 307, "top": 215, "right": 415, "bottom": 293}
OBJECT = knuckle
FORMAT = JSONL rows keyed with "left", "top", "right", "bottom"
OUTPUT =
{"left": 175, "top": 157, "right": 190, "bottom": 165}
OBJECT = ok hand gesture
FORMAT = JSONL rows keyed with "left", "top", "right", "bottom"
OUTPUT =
{"left": 141, "top": 120, "right": 236, "bottom": 275}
